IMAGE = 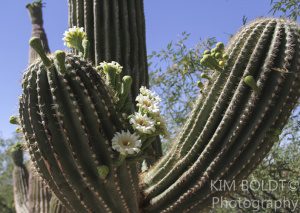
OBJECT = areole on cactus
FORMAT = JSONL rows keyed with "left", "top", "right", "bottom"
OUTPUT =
{"left": 13, "top": 0, "right": 300, "bottom": 212}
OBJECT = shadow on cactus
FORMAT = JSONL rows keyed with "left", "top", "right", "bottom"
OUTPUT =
{"left": 15, "top": 0, "right": 300, "bottom": 212}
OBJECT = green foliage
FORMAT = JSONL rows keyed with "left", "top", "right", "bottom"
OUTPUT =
{"left": 0, "top": 137, "right": 17, "bottom": 212}
{"left": 270, "top": 0, "right": 300, "bottom": 20}
{"left": 149, "top": 32, "right": 216, "bottom": 137}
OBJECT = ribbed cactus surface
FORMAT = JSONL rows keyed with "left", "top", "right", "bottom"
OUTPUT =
{"left": 11, "top": 146, "right": 66, "bottom": 213}
{"left": 68, "top": 0, "right": 162, "bottom": 160}
{"left": 141, "top": 18, "right": 300, "bottom": 212}
{"left": 11, "top": 147, "right": 29, "bottom": 213}
{"left": 20, "top": 51, "right": 141, "bottom": 212}
{"left": 27, "top": 165, "right": 52, "bottom": 213}
{"left": 17, "top": 1, "right": 300, "bottom": 212}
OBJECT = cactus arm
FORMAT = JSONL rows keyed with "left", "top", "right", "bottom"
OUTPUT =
{"left": 141, "top": 19, "right": 300, "bottom": 212}
{"left": 142, "top": 20, "right": 260, "bottom": 186}
{"left": 142, "top": 19, "right": 275, "bottom": 209}
{"left": 26, "top": 1, "right": 50, "bottom": 64}
{"left": 11, "top": 147, "right": 30, "bottom": 213}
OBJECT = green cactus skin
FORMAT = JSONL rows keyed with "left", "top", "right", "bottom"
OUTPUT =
{"left": 49, "top": 194, "right": 68, "bottom": 213}
{"left": 27, "top": 167, "right": 52, "bottom": 213}
{"left": 12, "top": 146, "right": 66, "bottom": 213}
{"left": 68, "top": 0, "right": 148, "bottom": 98}
{"left": 68, "top": 0, "right": 162, "bottom": 167}
{"left": 20, "top": 51, "right": 141, "bottom": 212}
{"left": 12, "top": 147, "right": 30, "bottom": 213}
{"left": 141, "top": 18, "right": 300, "bottom": 212}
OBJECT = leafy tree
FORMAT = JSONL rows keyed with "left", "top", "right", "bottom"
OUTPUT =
{"left": 0, "top": 136, "right": 17, "bottom": 212}
{"left": 270, "top": 0, "right": 300, "bottom": 20}
{"left": 149, "top": 33, "right": 216, "bottom": 139}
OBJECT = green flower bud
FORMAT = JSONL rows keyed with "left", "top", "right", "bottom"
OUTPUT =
{"left": 203, "top": 50, "right": 211, "bottom": 55}
{"left": 197, "top": 81, "right": 204, "bottom": 89}
{"left": 54, "top": 50, "right": 66, "bottom": 74}
{"left": 97, "top": 165, "right": 109, "bottom": 180}
{"left": 9, "top": 116, "right": 19, "bottom": 125}
{"left": 219, "top": 60, "right": 225, "bottom": 67}
{"left": 215, "top": 52, "right": 222, "bottom": 59}
{"left": 244, "top": 75, "right": 259, "bottom": 92}
{"left": 216, "top": 42, "right": 225, "bottom": 51}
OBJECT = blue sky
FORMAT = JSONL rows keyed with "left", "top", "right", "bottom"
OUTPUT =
{"left": 0, "top": 0, "right": 276, "bottom": 139}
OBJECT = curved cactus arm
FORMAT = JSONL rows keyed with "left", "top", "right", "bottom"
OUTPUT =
{"left": 11, "top": 145, "right": 30, "bottom": 213}
{"left": 141, "top": 18, "right": 300, "bottom": 212}
{"left": 26, "top": 0, "right": 50, "bottom": 64}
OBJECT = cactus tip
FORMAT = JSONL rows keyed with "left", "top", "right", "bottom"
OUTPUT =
{"left": 29, "top": 37, "right": 52, "bottom": 67}
{"left": 54, "top": 50, "right": 66, "bottom": 74}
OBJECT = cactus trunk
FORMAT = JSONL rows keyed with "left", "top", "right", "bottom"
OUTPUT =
{"left": 12, "top": 148, "right": 29, "bottom": 213}
{"left": 68, "top": 0, "right": 162, "bottom": 165}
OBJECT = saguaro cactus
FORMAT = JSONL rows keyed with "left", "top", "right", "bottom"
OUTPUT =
{"left": 11, "top": 144, "right": 29, "bottom": 213}
{"left": 10, "top": 144, "right": 66, "bottom": 213}
{"left": 15, "top": 0, "right": 300, "bottom": 212}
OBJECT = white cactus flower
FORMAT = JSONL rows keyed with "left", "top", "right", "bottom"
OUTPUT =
{"left": 111, "top": 130, "right": 141, "bottom": 155}
{"left": 136, "top": 95, "right": 160, "bottom": 114}
{"left": 99, "top": 61, "right": 123, "bottom": 74}
{"left": 129, "top": 112, "right": 156, "bottom": 134}
{"left": 63, "top": 26, "right": 87, "bottom": 49}
{"left": 139, "top": 86, "right": 161, "bottom": 103}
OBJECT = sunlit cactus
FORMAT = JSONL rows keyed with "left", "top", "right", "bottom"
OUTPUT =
{"left": 13, "top": 0, "right": 300, "bottom": 212}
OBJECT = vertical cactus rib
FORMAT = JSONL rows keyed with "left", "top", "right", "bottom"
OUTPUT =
{"left": 28, "top": 65, "right": 87, "bottom": 212}
{"left": 49, "top": 194, "right": 68, "bottom": 213}
{"left": 111, "top": 0, "right": 121, "bottom": 62}
{"left": 84, "top": 0, "right": 95, "bottom": 62}
{"left": 20, "top": 70, "right": 73, "bottom": 212}
{"left": 71, "top": 0, "right": 149, "bottom": 98}
{"left": 142, "top": 18, "right": 300, "bottom": 212}
{"left": 76, "top": 0, "right": 84, "bottom": 27}
{"left": 46, "top": 65, "right": 114, "bottom": 212}
{"left": 12, "top": 148, "right": 29, "bottom": 213}
{"left": 28, "top": 170, "right": 52, "bottom": 213}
